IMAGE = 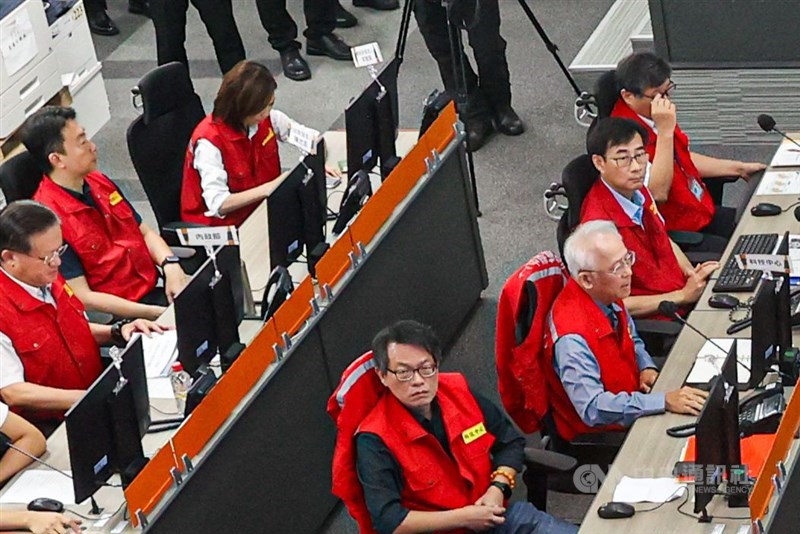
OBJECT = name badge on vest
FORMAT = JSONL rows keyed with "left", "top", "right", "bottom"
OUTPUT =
{"left": 63, "top": 283, "right": 74, "bottom": 297}
{"left": 462, "top": 422, "right": 487, "bottom": 444}
{"left": 109, "top": 190, "right": 123, "bottom": 206}
{"left": 689, "top": 178, "right": 704, "bottom": 202}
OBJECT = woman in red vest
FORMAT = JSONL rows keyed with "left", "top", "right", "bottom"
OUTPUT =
{"left": 182, "top": 60, "right": 339, "bottom": 227}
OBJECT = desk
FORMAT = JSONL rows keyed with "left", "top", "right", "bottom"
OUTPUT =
{"left": 580, "top": 149, "right": 800, "bottom": 532}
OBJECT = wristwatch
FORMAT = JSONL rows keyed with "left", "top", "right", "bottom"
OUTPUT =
{"left": 489, "top": 480, "right": 512, "bottom": 500}
{"left": 160, "top": 255, "right": 181, "bottom": 267}
{"left": 110, "top": 319, "right": 132, "bottom": 347}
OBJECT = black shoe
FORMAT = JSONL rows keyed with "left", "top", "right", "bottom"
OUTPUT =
{"left": 128, "top": 0, "right": 150, "bottom": 17}
{"left": 280, "top": 48, "right": 311, "bottom": 81}
{"left": 335, "top": 2, "right": 358, "bottom": 28}
{"left": 353, "top": 0, "right": 400, "bottom": 10}
{"left": 466, "top": 119, "right": 493, "bottom": 152}
{"left": 307, "top": 33, "right": 351, "bottom": 61}
{"left": 88, "top": 10, "right": 120, "bottom": 36}
{"left": 493, "top": 105, "right": 525, "bottom": 136}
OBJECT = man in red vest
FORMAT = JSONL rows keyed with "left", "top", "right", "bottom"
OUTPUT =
{"left": 21, "top": 106, "right": 188, "bottom": 321}
{"left": 547, "top": 221, "right": 707, "bottom": 442}
{"left": 0, "top": 201, "right": 164, "bottom": 433}
{"left": 608, "top": 52, "right": 765, "bottom": 244}
{"left": 582, "top": 117, "right": 719, "bottom": 319}
{"left": 355, "top": 320, "right": 576, "bottom": 533}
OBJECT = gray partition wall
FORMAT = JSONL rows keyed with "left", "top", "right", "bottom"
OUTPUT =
{"left": 649, "top": 0, "right": 800, "bottom": 68}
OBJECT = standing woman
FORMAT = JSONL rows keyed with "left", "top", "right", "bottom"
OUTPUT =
{"left": 181, "top": 61, "right": 298, "bottom": 227}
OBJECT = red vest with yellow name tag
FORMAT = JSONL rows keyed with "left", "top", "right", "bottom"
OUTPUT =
{"left": 0, "top": 272, "right": 102, "bottom": 423}
{"left": 181, "top": 114, "right": 281, "bottom": 227}
{"left": 33, "top": 172, "right": 158, "bottom": 302}
{"left": 358, "top": 373, "right": 494, "bottom": 528}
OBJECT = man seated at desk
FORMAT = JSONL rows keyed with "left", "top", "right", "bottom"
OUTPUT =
{"left": 581, "top": 117, "right": 719, "bottom": 319}
{"left": 20, "top": 106, "right": 189, "bottom": 321}
{"left": 355, "top": 320, "right": 577, "bottom": 534}
{"left": 0, "top": 201, "right": 163, "bottom": 434}
{"left": 546, "top": 221, "right": 708, "bottom": 442}
{"left": 606, "top": 52, "right": 765, "bottom": 245}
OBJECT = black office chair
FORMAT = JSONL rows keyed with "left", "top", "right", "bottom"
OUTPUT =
{"left": 260, "top": 266, "right": 294, "bottom": 321}
{"left": 0, "top": 152, "right": 43, "bottom": 203}
{"left": 127, "top": 61, "right": 205, "bottom": 242}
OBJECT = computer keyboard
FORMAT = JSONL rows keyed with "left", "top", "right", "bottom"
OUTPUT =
{"left": 712, "top": 233, "right": 779, "bottom": 293}
{"left": 140, "top": 330, "right": 179, "bottom": 378}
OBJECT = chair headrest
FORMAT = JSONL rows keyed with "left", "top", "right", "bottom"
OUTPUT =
{"left": 135, "top": 62, "right": 198, "bottom": 125}
{"left": 0, "top": 152, "right": 43, "bottom": 202}
{"left": 562, "top": 155, "right": 598, "bottom": 230}
{"left": 594, "top": 69, "right": 619, "bottom": 120}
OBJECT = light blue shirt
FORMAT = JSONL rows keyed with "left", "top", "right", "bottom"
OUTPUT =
{"left": 553, "top": 301, "right": 665, "bottom": 428}
{"left": 601, "top": 178, "right": 646, "bottom": 227}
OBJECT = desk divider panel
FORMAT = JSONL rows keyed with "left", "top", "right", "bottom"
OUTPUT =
{"left": 749, "top": 385, "right": 800, "bottom": 521}
{"left": 419, "top": 102, "right": 457, "bottom": 155}
{"left": 125, "top": 440, "right": 178, "bottom": 527}
{"left": 169, "top": 319, "right": 280, "bottom": 467}
{"left": 272, "top": 275, "right": 314, "bottom": 336}
{"left": 315, "top": 228, "right": 355, "bottom": 288}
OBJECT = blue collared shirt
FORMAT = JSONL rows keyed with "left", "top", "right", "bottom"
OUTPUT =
{"left": 600, "top": 178, "right": 646, "bottom": 227}
{"left": 553, "top": 301, "right": 665, "bottom": 428}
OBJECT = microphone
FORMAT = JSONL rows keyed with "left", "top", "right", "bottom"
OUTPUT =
{"left": 657, "top": 301, "right": 752, "bottom": 375}
{"left": 795, "top": 205, "right": 800, "bottom": 222}
{"left": 757, "top": 114, "right": 800, "bottom": 150}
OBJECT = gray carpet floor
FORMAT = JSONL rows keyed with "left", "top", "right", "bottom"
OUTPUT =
{"left": 85, "top": 1, "right": 776, "bottom": 531}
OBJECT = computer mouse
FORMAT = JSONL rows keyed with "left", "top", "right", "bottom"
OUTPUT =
{"left": 750, "top": 202, "right": 782, "bottom": 217}
{"left": 708, "top": 293, "right": 740, "bottom": 309}
{"left": 597, "top": 501, "right": 635, "bottom": 519}
{"left": 27, "top": 497, "right": 64, "bottom": 513}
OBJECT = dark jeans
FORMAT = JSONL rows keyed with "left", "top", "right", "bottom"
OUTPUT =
{"left": 493, "top": 502, "right": 578, "bottom": 534}
{"left": 413, "top": 0, "right": 511, "bottom": 121}
{"left": 254, "top": 0, "right": 337, "bottom": 50}
{"left": 150, "top": 0, "right": 246, "bottom": 74}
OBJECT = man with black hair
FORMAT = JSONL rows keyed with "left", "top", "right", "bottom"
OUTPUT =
{"left": 414, "top": 0, "right": 523, "bottom": 152}
{"left": 21, "top": 106, "right": 188, "bottom": 321}
{"left": 0, "top": 201, "right": 163, "bottom": 433}
{"left": 608, "top": 52, "right": 765, "bottom": 238}
{"left": 581, "top": 118, "right": 718, "bottom": 319}
{"left": 353, "top": 320, "right": 576, "bottom": 534}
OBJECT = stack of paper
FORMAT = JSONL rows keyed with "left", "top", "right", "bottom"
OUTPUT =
{"left": 769, "top": 136, "right": 800, "bottom": 167}
{"left": 612, "top": 476, "right": 687, "bottom": 503}
{"left": 685, "top": 338, "right": 751, "bottom": 385}
{"left": 0, "top": 470, "right": 76, "bottom": 504}
{"left": 755, "top": 170, "right": 800, "bottom": 196}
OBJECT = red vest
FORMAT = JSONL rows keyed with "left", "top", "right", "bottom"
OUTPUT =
{"left": 581, "top": 179, "right": 686, "bottom": 319}
{"left": 495, "top": 251, "right": 567, "bottom": 433}
{"left": 181, "top": 114, "right": 281, "bottom": 227}
{"left": 33, "top": 172, "right": 158, "bottom": 302}
{"left": 358, "top": 373, "right": 494, "bottom": 528}
{"left": 0, "top": 271, "right": 102, "bottom": 423}
{"left": 545, "top": 278, "right": 639, "bottom": 441}
{"left": 611, "top": 99, "right": 715, "bottom": 232}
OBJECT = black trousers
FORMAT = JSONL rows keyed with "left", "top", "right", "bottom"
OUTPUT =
{"left": 150, "top": 0, "right": 246, "bottom": 74}
{"left": 84, "top": 0, "right": 107, "bottom": 14}
{"left": 254, "top": 0, "right": 337, "bottom": 51}
{"left": 413, "top": 0, "right": 511, "bottom": 121}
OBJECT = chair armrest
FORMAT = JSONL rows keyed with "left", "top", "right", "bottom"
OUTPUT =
{"left": 524, "top": 446, "right": 577, "bottom": 473}
{"left": 571, "top": 431, "right": 627, "bottom": 448}
{"left": 668, "top": 230, "right": 704, "bottom": 246}
{"left": 170, "top": 246, "right": 195, "bottom": 259}
{"left": 86, "top": 311, "right": 114, "bottom": 325}
{"left": 634, "top": 318, "right": 682, "bottom": 337}
{"left": 685, "top": 251, "right": 722, "bottom": 264}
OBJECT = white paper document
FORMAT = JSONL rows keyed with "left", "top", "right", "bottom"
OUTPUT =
{"left": 612, "top": 476, "right": 687, "bottom": 503}
{"left": 769, "top": 136, "right": 800, "bottom": 167}
{"left": 147, "top": 376, "right": 176, "bottom": 400}
{"left": 139, "top": 330, "right": 179, "bottom": 378}
{"left": 790, "top": 234, "right": 800, "bottom": 280}
{"left": 755, "top": 170, "right": 800, "bottom": 196}
{"left": 0, "top": 470, "right": 76, "bottom": 504}
{"left": 685, "top": 338, "right": 751, "bottom": 385}
{"left": 0, "top": 8, "right": 38, "bottom": 76}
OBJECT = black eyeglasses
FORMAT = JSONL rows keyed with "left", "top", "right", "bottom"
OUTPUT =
{"left": 386, "top": 363, "right": 438, "bottom": 382}
{"left": 640, "top": 81, "right": 677, "bottom": 100}
{"left": 606, "top": 151, "right": 648, "bottom": 169}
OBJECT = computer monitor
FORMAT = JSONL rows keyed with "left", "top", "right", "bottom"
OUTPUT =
{"left": 65, "top": 337, "right": 150, "bottom": 504}
{"left": 694, "top": 372, "right": 742, "bottom": 515}
{"left": 332, "top": 170, "right": 372, "bottom": 236}
{"left": 750, "top": 277, "right": 779, "bottom": 389}
{"left": 268, "top": 141, "right": 327, "bottom": 268}
{"left": 175, "top": 246, "right": 242, "bottom": 376}
{"left": 345, "top": 58, "right": 400, "bottom": 181}
{"left": 775, "top": 232, "right": 792, "bottom": 357}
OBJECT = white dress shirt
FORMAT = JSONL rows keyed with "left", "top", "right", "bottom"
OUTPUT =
{"left": 0, "top": 268, "right": 56, "bottom": 389}
{"left": 193, "top": 109, "right": 294, "bottom": 218}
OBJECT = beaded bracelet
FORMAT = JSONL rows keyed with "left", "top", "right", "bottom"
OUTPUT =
{"left": 490, "top": 468, "right": 516, "bottom": 489}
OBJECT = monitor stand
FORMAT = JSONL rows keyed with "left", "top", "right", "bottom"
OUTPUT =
{"left": 376, "top": 90, "right": 399, "bottom": 180}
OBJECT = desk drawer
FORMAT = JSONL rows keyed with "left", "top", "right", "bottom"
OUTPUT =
{"left": 0, "top": 57, "right": 62, "bottom": 138}
{"left": 51, "top": 1, "right": 97, "bottom": 78}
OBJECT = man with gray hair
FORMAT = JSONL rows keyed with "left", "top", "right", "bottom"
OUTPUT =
{"left": 544, "top": 221, "right": 707, "bottom": 442}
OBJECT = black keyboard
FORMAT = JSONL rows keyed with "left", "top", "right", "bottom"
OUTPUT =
{"left": 712, "top": 233, "right": 779, "bottom": 293}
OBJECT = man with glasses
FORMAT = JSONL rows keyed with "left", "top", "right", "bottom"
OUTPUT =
{"left": 547, "top": 221, "right": 708, "bottom": 441}
{"left": 0, "top": 201, "right": 164, "bottom": 434}
{"left": 608, "top": 52, "right": 765, "bottom": 241}
{"left": 21, "top": 106, "right": 188, "bottom": 321}
{"left": 355, "top": 320, "right": 576, "bottom": 533}
{"left": 581, "top": 118, "right": 718, "bottom": 319}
